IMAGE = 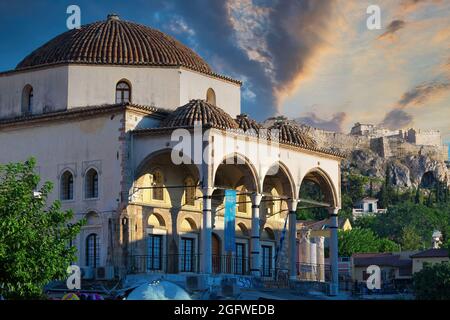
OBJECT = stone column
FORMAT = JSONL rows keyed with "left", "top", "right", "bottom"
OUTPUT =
{"left": 310, "top": 241, "right": 317, "bottom": 281}
{"left": 298, "top": 229, "right": 311, "bottom": 280}
{"left": 316, "top": 236, "right": 325, "bottom": 282}
{"left": 251, "top": 193, "right": 263, "bottom": 276}
{"left": 201, "top": 187, "right": 213, "bottom": 274}
{"left": 329, "top": 208, "right": 339, "bottom": 296}
{"left": 288, "top": 199, "right": 299, "bottom": 280}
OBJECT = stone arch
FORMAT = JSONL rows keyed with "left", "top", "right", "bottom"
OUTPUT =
{"left": 180, "top": 216, "right": 198, "bottom": 232}
{"left": 135, "top": 148, "right": 200, "bottom": 183}
{"left": 84, "top": 211, "right": 101, "bottom": 225}
{"left": 299, "top": 167, "right": 339, "bottom": 208}
{"left": 262, "top": 226, "right": 275, "bottom": 240}
{"left": 134, "top": 148, "right": 201, "bottom": 205}
{"left": 147, "top": 212, "right": 166, "bottom": 229}
{"left": 236, "top": 222, "right": 250, "bottom": 237}
{"left": 214, "top": 152, "right": 261, "bottom": 193}
{"left": 262, "top": 161, "right": 296, "bottom": 199}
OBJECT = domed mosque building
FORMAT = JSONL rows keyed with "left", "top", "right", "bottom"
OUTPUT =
{"left": 0, "top": 15, "right": 343, "bottom": 295}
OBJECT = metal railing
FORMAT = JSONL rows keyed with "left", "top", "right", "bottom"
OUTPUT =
{"left": 128, "top": 255, "right": 332, "bottom": 283}
{"left": 128, "top": 254, "right": 201, "bottom": 274}
{"left": 296, "top": 262, "right": 332, "bottom": 282}
{"left": 212, "top": 254, "right": 251, "bottom": 275}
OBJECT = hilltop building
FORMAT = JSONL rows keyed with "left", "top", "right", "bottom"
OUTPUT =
{"left": 352, "top": 197, "right": 387, "bottom": 219}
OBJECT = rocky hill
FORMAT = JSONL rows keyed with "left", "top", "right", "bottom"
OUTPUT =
{"left": 298, "top": 124, "right": 450, "bottom": 189}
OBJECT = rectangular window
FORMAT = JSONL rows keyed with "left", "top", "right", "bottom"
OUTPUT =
{"left": 262, "top": 245, "right": 273, "bottom": 277}
{"left": 86, "top": 234, "right": 100, "bottom": 268}
{"left": 235, "top": 243, "right": 246, "bottom": 275}
{"left": 180, "top": 238, "right": 194, "bottom": 272}
{"left": 147, "top": 235, "right": 162, "bottom": 271}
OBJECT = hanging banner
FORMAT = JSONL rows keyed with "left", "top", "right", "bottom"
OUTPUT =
{"left": 224, "top": 190, "right": 236, "bottom": 253}
{"left": 275, "top": 212, "right": 289, "bottom": 265}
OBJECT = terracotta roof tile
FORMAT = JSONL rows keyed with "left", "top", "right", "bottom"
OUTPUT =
{"left": 235, "top": 114, "right": 261, "bottom": 133}
{"left": 160, "top": 99, "right": 239, "bottom": 130}
{"left": 16, "top": 15, "right": 211, "bottom": 74}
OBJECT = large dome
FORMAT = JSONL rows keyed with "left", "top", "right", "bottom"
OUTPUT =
{"left": 16, "top": 14, "right": 212, "bottom": 74}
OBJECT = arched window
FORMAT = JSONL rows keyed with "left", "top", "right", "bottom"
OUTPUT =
{"left": 22, "top": 85, "right": 34, "bottom": 114}
{"left": 184, "top": 176, "right": 196, "bottom": 206}
{"left": 206, "top": 88, "right": 216, "bottom": 105}
{"left": 60, "top": 171, "right": 74, "bottom": 200}
{"left": 85, "top": 169, "right": 99, "bottom": 199}
{"left": 115, "top": 81, "right": 131, "bottom": 104}
{"left": 85, "top": 233, "right": 100, "bottom": 267}
{"left": 151, "top": 169, "right": 164, "bottom": 201}
{"left": 238, "top": 188, "right": 247, "bottom": 213}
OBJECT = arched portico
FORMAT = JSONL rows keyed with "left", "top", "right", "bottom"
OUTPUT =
{"left": 258, "top": 162, "right": 296, "bottom": 277}
{"left": 198, "top": 153, "right": 260, "bottom": 274}
{"left": 297, "top": 167, "right": 341, "bottom": 295}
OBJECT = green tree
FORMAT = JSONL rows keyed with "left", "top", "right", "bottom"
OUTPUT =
{"left": 347, "top": 174, "right": 369, "bottom": 203}
{"left": 400, "top": 226, "right": 423, "bottom": 250}
{"left": 338, "top": 228, "right": 399, "bottom": 257}
{"left": 362, "top": 202, "right": 448, "bottom": 249}
{"left": 0, "top": 158, "right": 84, "bottom": 299}
{"left": 414, "top": 187, "right": 421, "bottom": 204}
{"left": 413, "top": 263, "right": 450, "bottom": 300}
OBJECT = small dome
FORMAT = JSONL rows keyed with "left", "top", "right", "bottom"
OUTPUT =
{"left": 160, "top": 100, "right": 239, "bottom": 130}
{"left": 235, "top": 114, "right": 261, "bottom": 133}
{"left": 16, "top": 14, "right": 212, "bottom": 74}
{"left": 268, "top": 119, "right": 317, "bottom": 148}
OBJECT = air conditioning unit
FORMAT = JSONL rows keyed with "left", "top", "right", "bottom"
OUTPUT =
{"left": 186, "top": 275, "right": 208, "bottom": 291}
{"left": 96, "top": 266, "right": 115, "bottom": 280}
{"left": 80, "top": 267, "right": 94, "bottom": 280}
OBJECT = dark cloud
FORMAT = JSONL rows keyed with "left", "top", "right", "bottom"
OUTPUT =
{"left": 379, "top": 20, "right": 406, "bottom": 39}
{"left": 381, "top": 109, "right": 413, "bottom": 129}
{"left": 398, "top": 81, "right": 450, "bottom": 107}
{"left": 158, "top": 0, "right": 336, "bottom": 120}
{"left": 265, "top": 0, "right": 336, "bottom": 101}
{"left": 295, "top": 112, "right": 347, "bottom": 132}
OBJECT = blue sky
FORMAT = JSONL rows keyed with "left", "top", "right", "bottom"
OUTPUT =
{"left": 0, "top": 0, "right": 449, "bottom": 153}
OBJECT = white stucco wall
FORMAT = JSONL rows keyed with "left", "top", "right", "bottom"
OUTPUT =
{"left": 0, "top": 66, "right": 69, "bottom": 118}
{"left": 179, "top": 69, "right": 241, "bottom": 117}
{"left": 67, "top": 65, "right": 181, "bottom": 109}
{"left": 0, "top": 113, "right": 124, "bottom": 266}
{"left": 0, "top": 114, "right": 123, "bottom": 208}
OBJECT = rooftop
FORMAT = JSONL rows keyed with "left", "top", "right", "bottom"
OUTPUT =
{"left": 410, "top": 248, "right": 449, "bottom": 258}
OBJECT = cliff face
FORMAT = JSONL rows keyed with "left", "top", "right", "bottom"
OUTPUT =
{"left": 302, "top": 125, "right": 450, "bottom": 188}
{"left": 342, "top": 149, "right": 449, "bottom": 188}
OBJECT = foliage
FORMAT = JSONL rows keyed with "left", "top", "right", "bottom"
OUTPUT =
{"left": 0, "top": 158, "right": 85, "bottom": 299}
{"left": 400, "top": 226, "right": 423, "bottom": 250}
{"left": 338, "top": 228, "right": 400, "bottom": 257}
{"left": 354, "top": 202, "right": 450, "bottom": 250}
{"left": 413, "top": 263, "right": 450, "bottom": 300}
{"left": 297, "top": 180, "right": 329, "bottom": 220}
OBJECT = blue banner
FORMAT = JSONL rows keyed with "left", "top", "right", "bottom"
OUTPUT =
{"left": 224, "top": 190, "right": 236, "bottom": 253}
